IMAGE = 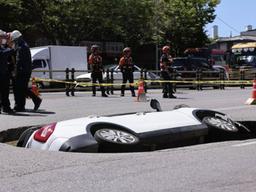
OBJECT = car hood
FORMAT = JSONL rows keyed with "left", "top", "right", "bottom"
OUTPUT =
{"left": 75, "top": 73, "right": 91, "bottom": 79}
{"left": 52, "top": 108, "right": 202, "bottom": 138}
{"left": 76, "top": 72, "right": 107, "bottom": 80}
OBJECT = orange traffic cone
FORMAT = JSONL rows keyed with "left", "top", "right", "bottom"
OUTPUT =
{"left": 31, "top": 77, "right": 40, "bottom": 96}
{"left": 137, "top": 79, "right": 146, "bottom": 102}
{"left": 245, "top": 79, "right": 256, "bottom": 105}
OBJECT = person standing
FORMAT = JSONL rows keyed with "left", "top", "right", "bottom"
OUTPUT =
{"left": 160, "top": 45, "right": 176, "bottom": 98}
{"left": 119, "top": 47, "right": 136, "bottom": 97}
{"left": 88, "top": 45, "right": 108, "bottom": 97}
{"left": 9, "top": 30, "right": 42, "bottom": 111}
{"left": 0, "top": 30, "right": 15, "bottom": 114}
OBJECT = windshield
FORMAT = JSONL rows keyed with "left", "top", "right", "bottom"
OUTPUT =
{"left": 236, "top": 55, "right": 256, "bottom": 66}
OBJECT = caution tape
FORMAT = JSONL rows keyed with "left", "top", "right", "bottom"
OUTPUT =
{"left": 34, "top": 77, "right": 254, "bottom": 87}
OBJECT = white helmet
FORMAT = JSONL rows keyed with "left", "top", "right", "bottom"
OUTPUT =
{"left": 10, "top": 30, "right": 22, "bottom": 41}
{"left": 0, "top": 29, "right": 6, "bottom": 37}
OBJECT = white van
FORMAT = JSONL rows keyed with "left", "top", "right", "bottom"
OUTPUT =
{"left": 31, "top": 45, "right": 87, "bottom": 87}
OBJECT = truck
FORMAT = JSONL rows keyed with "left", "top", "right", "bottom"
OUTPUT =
{"left": 230, "top": 42, "right": 256, "bottom": 69}
{"left": 184, "top": 48, "right": 227, "bottom": 66}
{"left": 31, "top": 45, "right": 88, "bottom": 87}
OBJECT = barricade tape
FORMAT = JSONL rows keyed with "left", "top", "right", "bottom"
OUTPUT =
{"left": 34, "top": 77, "right": 253, "bottom": 87}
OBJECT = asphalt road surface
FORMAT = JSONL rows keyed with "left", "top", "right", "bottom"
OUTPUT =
{"left": 0, "top": 87, "right": 256, "bottom": 192}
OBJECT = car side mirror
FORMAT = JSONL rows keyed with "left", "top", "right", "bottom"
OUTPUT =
{"left": 150, "top": 99, "right": 162, "bottom": 112}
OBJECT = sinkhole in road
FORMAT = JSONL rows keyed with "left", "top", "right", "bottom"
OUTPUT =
{"left": 2, "top": 121, "right": 256, "bottom": 153}
{"left": 0, "top": 126, "right": 37, "bottom": 145}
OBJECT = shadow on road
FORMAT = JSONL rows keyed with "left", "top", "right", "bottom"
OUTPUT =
{"left": 2, "top": 109, "right": 55, "bottom": 117}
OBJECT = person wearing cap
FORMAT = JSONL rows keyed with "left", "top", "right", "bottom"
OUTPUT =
{"left": 160, "top": 45, "right": 176, "bottom": 98}
{"left": 9, "top": 30, "right": 42, "bottom": 111}
{"left": 118, "top": 47, "right": 136, "bottom": 97}
{"left": 88, "top": 45, "right": 108, "bottom": 97}
{"left": 0, "top": 30, "right": 15, "bottom": 114}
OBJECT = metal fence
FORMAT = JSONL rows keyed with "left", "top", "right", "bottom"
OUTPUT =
{"left": 32, "top": 68, "right": 256, "bottom": 96}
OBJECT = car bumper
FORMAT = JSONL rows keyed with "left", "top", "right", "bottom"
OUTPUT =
{"left": 59, "top": 134, "right": 99, "bottom": 152}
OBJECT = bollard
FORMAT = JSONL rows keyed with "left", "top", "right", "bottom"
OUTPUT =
{"left": 140, "top": 69, "right": 143, "bottom": 79}
{"left": 65, "top": 68, "right": 70, "bottom": 96}
{"left": 143, "top": 70, "right": 148, "bottom": 93}
{"left": 106, "top": 69, "right": 110, "bottom": 95}
{"left": 172, "top": 70, "right": 176, "bottom": 93}
{"left": 71, "top": 68, "right": 75, "bottom": 96}
{"left": 240, "top": 69, "right": 245, "bottom": 89}
{"left": 219, "top": 69, "right": 225, "bottom": 90}
{"left": 196, "top": 69, "right": 202, "bottom": 91}
{"left": 110, "top": 69, "right": 114, "bottom": 94}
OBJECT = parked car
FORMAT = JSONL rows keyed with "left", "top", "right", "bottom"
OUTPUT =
{"left": 172, "top": 57, "right": 215, "bottom": 71}
{"left": 171, "top": 57, "right": 228, "bottom": 80}
{"left": 17, "top": 99, "right": 250, "bottom": 153}
{"left": 75, "top": 64, "right": 159, "bottom": 85}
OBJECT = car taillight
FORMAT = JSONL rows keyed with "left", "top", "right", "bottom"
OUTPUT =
{"left": 34, "top": 123, "right": 56, "bottom": 143}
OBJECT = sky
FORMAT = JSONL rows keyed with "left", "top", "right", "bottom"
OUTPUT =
{"left": 205, "top": 0, "right": 256, "bottom": 38}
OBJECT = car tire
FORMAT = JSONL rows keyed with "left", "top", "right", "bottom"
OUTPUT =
{"left": 203, "top": 116, "right": 239, "bottom": 141}
{"left": 94, "top": 129, "right": 139, "bottom": 145}
{"left": 203, "top": 116, "right": 238, "bottom": 132}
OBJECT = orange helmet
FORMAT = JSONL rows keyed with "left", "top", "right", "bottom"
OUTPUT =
{"left": 123, "top": 47, "right": 131, "bottom": 54}
{"left": 162, "top": 46, "right": 170, "bottom": 53}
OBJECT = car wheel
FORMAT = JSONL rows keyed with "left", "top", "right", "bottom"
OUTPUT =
{"left": 94, "top": 129, "right": 139, "bottom": 145}
{"left": 203, "top": 116, "right": 238, "bottom": 132}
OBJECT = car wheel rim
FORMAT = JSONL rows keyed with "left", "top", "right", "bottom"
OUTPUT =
{"left": 206, "top": 117, "right": 237, "bottom": 131}
{"left": 98, "top": 129, "right": 137, "bottom": 144}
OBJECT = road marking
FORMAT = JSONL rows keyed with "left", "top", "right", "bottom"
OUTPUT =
{"left": 232, "top": 141, "right": 256, "bottom": 147}
{"left": 215, "top": 105, "right": 252, "bottom": 111}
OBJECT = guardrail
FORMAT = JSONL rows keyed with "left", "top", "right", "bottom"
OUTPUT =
{"left": 32, "top": 68, "right": 256, "bottom": 96}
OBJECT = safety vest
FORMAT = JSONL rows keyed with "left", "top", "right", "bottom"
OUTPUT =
{"left": 89, "top": 54, "right": 103, "bottom": 72}
{"left": 160, "top": 53, "right": 173, "bottom": 71}
{"left": 119, "top": 56, "right": 133, "bottom": 72}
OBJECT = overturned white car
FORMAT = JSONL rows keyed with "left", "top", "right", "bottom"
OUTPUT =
{"left": 17, "top": 100, "right": 251, "bottom": 152}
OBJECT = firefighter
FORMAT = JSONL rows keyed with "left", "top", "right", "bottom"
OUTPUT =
{"left": 119, "top": 47, "right": 136, "bottom": 97}
{"left": 160, "top": 45, "right": 176, "bottom": 98}
{"left": 0, "top": 30, "right": 14, "bottom": 114}
{"left": 10, "top": 30, "right": 42, "bottom": 111}
{"left": 88, "top": 45, "right": 108, "bottom": 97}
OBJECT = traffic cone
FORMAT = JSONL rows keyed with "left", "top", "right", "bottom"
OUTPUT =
{"left": 137, "top": 79, "right": 147, "bottom": 102}
{"left": 245, "top": 79, "right": 256, "bottom": 105}
{"left": 31, "top": 77, "right": 40, "bottom": 96}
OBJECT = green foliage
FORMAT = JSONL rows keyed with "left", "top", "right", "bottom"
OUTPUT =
{"left": 0, "top": 0, "right": 219, "bottom": 54}
{"left": 159, "top": 0, "right": 220, "bottom": 55}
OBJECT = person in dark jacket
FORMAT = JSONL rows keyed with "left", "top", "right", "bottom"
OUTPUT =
{"left": 0, "top": 30, "right": 14, "bottom": 114}
{"left": 118, "top": 47, "right": 136, "bottom": 97}
{"left": 160, "top": 45, "right": 176, "bottom": 98}
{"left": 9, "top": 30, "right": 42, "bottom": 111}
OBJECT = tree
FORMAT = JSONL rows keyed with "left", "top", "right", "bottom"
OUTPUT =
{"left": 0, "top": 0, "right": 219, "bottom": 54}
{"left": 158, "top": 0, "right": 220, "bottom": 55}
{"left": 0, "top": 0, "right": 22, "bottom": 32}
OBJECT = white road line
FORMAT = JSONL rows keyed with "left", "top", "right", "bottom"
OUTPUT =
{"left": 232, "top": 141, "right": 256, "bottom": 147}
{"left": 215, "top": 105, "right": 252, "bottom": 111}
